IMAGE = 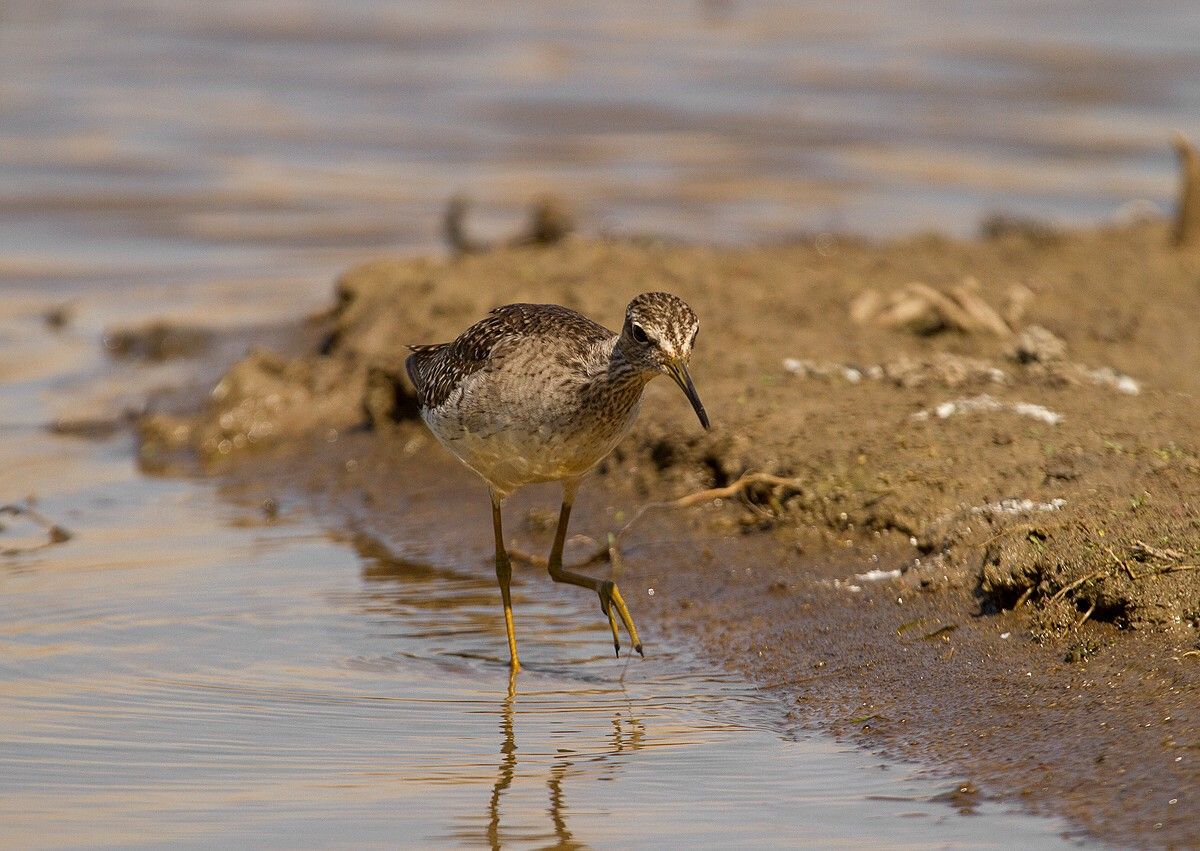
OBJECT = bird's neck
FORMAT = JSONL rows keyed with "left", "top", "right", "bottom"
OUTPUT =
{"left": 576, "top": 337, "right": 652, "bottom": 410}
{"left": 602, "top": 336, "right": 653, "bottom": 388}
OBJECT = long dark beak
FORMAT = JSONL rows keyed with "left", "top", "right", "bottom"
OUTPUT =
{"left": 665, "top": 359, "right": 710, "bottom": 430}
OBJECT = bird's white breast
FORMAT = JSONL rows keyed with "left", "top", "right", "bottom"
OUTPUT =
{"left": 423, "top": 383, "right": 643, "bottom": 495}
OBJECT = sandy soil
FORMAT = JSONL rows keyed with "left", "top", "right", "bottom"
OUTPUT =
{"left": 138, "top": 219, "right": 1200, "bottom": 846}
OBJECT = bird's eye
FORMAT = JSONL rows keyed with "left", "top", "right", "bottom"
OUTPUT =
{"left": 631, "top": 324, "right": 649, "bottom": 344}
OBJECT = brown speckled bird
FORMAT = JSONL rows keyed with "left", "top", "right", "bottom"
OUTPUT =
{"left": 406, "top": 292, "right": 708, "bottom": 670}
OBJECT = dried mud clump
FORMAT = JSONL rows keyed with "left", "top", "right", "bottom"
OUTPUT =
{"left": 1007, "top": 325, "right": 1066, "bottom": 364}
{"left": 973, "top": 486, "right": 1200, "bottom": 633}
{"left": 979, "top": 212, "right": 1063, "bottom": 247}
{"left": 444, "top": 194, "right": 575, "bottom": 255}
{"left": 140, "top": 350, "right": 370, "bottom": 461}
{"left": 880, "top": 352, "right": 1006, "bottom": 388}
{"left": 104, "top": 321, "right": 214, "bottom": 361}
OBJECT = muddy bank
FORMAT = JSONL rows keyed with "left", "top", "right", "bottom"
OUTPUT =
{"left": 140, "top": 220, "right": 1200, "bottom": 846}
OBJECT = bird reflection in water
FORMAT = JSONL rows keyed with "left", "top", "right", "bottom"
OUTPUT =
{"left": 487, "top": 671, "right": 646, "bottom": 851}
{"left": 347, "top": 532, "right": 648, "bottom": 848}
{"left": 486, "top": 671, "right": 519, "bottom": 850}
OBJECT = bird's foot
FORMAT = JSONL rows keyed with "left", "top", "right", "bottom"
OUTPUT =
{"left": 599, "top": 580, "right": 643, "bottom": 658}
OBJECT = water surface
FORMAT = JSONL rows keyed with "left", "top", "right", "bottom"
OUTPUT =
{"left": 1, "top": 0, "right": 1198, "bottom": 277}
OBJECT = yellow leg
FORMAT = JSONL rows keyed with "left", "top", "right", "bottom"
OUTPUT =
{"left": 606, "top": 582, "right": 642, "bottom": 657}
{"left": 491, "top": 491, "right": 521, "bottom": 672}
{"left": 604, "top": 598, "right": 621, "bottom": 653}
{"left": 546, "top": 481, "right": 643, "bottom": 658}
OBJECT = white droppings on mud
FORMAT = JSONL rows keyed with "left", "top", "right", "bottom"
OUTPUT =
{"left": 970, "top": 497, "right": 1066, "bottom": 516}
{"left": 781, "top": 357, "right": 1006, "bottom": 387}
{"left": 781, "top": 359, "right": 871, "bottom": 382}
{"left": 783, "top": 358, "right": 862, "bottom": 379}
{"left": 911, "top": 393, "right": 1063, "bottom": 425}
{"left": 926, "top": 497, "right": 1066, "bottom": 530}
{"left": 1011, "top": 402, "right": 1064, "bottom": 424}
{"left": 855, "top": 568, "right": 902, "bottom": 582}
{"left": 1081, "top": 365, "right": 1141, "bottom": 395}
{"left": 784, "top": 355, "right": 1138, "bottom": 397}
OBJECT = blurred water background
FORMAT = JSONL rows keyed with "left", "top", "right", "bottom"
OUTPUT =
{"left": 2, "top": 0, "right": 1199, "bottom": 296}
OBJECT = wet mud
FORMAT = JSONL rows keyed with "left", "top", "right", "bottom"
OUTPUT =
{"left": 140, "top": 219, "right": 1200, "bottom": 846}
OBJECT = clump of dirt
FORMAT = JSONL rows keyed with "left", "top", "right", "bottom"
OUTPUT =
{"left": 140, "top": 349, "right": 370, "bottom": 459}
{"left": 1007, "top": 324, "right": 1066, "bottom": 364}
{"left": 979, "top": 212, "right": 1064, "bottom": 247}
{"left": 104, "top": 321, "right": 214, "bottom": 361}
{"left": 140, "top": 220, "right": 1200, "bottom": 636}
{"left": 444, "top": 194, "right": 575, "bottom": 255}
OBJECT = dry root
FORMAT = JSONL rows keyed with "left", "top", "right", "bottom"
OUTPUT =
{"left": 850, "top": 277, "right": 1029, "bottom": 337}
{"left": 1110, "top": 540, "right": 1200, "bottom": 581}
{"left": 444, "top": 194, "right": 575, "bottom": 254}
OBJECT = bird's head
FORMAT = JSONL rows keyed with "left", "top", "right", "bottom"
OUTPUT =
{"left": 618, "top": 291, "right": 709, "bottom": 429}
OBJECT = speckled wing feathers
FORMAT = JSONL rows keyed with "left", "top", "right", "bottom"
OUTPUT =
{"left": 406, "top": 303, "right": 613, "bottom": 412}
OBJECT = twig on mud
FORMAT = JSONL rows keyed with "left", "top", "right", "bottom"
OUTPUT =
{"left": 508, "top": 472, "right": 806, "bottom": 570}
{"left": 1049, "top": 568, "right": 1106, "bottom": 603}
{"left": 645, "top": 472, "right": 807, "bottom": 511}
{"left": 1104, "top": 544, "right": 1137, "bottom": 581}
{"left": 1106, "top": 540, "right": 1200, "bottom": 581}
{"left": 922, "top": 623, "right": 958, "bottom": 641}
{"left": 607, "top": 532, "right": 623, "bottom": 575}
{"left": 1130, "top": 539, "right": 1188, "bottom": 563}
{"left": 1013, "top": 586, "right": 1035, "bottom": 609}
{"left": 1131, "top": 564, "right": 1200, "bottom": 580}
{"left": 1077, "top": 601, "right": 1097, "bottom": 627}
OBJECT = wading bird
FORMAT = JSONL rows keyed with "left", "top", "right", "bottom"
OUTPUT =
{"left": 406, "top": 292, "right": 708, "bottom": 670}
